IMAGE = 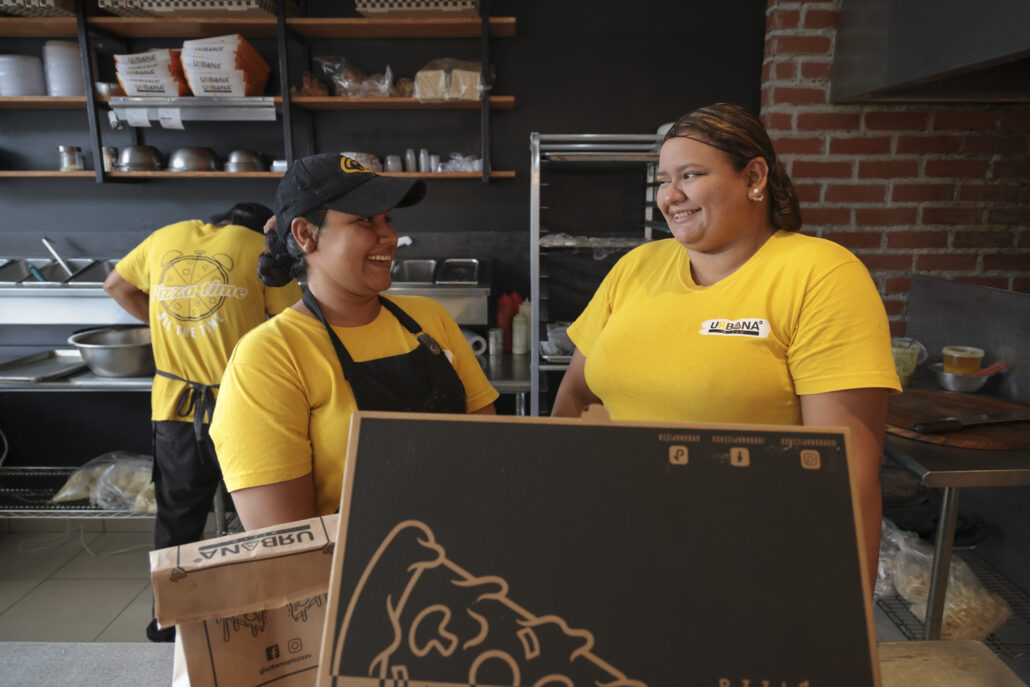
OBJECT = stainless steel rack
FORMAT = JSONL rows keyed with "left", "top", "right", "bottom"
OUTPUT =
{"left": 528, "top": 133, "right": 662, "bottom": 415}
{"left": 0, "top": 466, "right": 153, "bottom": 519}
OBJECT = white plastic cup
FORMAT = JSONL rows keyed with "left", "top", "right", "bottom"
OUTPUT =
{"left": 384, "top": 155, "right": 403, "bottom": 172}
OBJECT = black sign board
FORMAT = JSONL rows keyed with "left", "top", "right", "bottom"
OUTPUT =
{"left": 316, "top": 413, "right": 879, "bottom": 687}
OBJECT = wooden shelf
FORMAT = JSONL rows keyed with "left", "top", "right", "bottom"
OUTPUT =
{"left": 0, "top": 96, "right": 87, "bottom": 109}
{"left": 0, "top": 17, "right": 77, "bottom": 38}
{"left": 287, "top": 17, "right": 515, "bottom": 39}
{"left": 0, "top": 15, "right": 515, "bottom": 39}
{"left": 105, "top": 170, "right": 281, "bottom": 179}
{"left": 86, "top": 16, "right": 277, "bottom": 38}
{"left": 289, "top": 95, "right": 514, "bottom": 110}
{"left": 0, "top": 170, "right": 95, "bottom": 177}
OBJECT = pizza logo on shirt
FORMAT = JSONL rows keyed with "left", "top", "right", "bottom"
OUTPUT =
{"left": 152, "top": 250, "right": 249, "bottom": 323}
{"left": 330, "top": 520, "right": 647, "bottom": 687}
{"left": 699, "top": 318, "right": 770, "bottom": 339}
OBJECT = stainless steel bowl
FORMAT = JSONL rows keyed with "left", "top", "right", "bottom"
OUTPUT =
{"left": 224, "top": 149, "right": 266, "bottom": 172}
{"left": 930, "top": 363, "right": 990, "bottom": 393}
{"left": 167, "top": 147, "right": 220, "bottom": 172}
{"left": 114, "top": 145, "right": 162, "bottom": 172}
{"left": 67, "top": 326, "right": 155, "bottom": 377}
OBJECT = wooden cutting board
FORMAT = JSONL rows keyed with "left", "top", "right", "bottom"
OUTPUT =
{"left": 886, "top": 389, "right": 1030, "bottom": 450}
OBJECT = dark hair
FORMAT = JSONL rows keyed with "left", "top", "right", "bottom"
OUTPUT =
{"left": 210, "top": 202, "right": 274, "bottom": 233}
{"left": 662, "top": 103, "right": 802, "bottom": 232}
{"left": 257, "top": 207, "right": 328, "bottom": 287}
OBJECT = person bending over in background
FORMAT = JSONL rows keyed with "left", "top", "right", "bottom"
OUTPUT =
{"left": 551, "top": 103, "right": 901, "bottom": 589}
{"left": 210, "top": 154, "right": 497, "bottom": 531}
{"left": 104, "top": 202, "right": 301, "bottom": 641}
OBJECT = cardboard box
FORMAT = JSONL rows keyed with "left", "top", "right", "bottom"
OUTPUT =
{"left": 151, "top": 515, "right": 338, "bottom": 687}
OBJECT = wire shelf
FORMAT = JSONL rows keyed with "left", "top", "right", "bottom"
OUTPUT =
{"left": 0, "top": 466, "right": 154, "bottom": 519}
{"left": 875, "top": 550, "right": 1030, "bottom": 661}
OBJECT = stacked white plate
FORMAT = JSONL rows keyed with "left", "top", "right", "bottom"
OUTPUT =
{"left": 43, "top": 41, "right": 84, "bottom": 96}
{"left": 0, "top": 55, "right": 46, "bottom": 96}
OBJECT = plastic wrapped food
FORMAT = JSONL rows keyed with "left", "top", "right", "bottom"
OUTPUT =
{"left": 414, "top": 58, "right": 483, "bottom": 101}
{"left": 90, "top": 452, "right": 153, "bottom": 510}
{"left": 52, "top": 455, "right": 117, "bottom": 502}
{"left": 883, "top": 517, "right": 1012, "bottom": 640}
{"left": 314, "top": 56, "right": 396, "bottom": 97}
{"left": 132, "top": 481, "right": 157, "bottom": 515}
{"left": 290, "top": 71, "right": 329, "bottom": 96}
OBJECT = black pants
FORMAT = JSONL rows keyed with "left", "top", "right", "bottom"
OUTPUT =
{"left": 152, "top": 420, "right": 222, "bottom": 550}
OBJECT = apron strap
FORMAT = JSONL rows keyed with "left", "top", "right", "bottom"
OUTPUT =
{"left": 154, "top": 369, "right": 219, "bottom": 451}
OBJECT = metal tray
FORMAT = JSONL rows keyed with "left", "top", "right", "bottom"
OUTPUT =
{"left": 539, "top": 342, "right": 572, "bottom": 364}
{"left": 436, "top": 258, "right": 479, "bottom": 285}
{"left": 0, "top": 349, "right": 87, "bottom": 382}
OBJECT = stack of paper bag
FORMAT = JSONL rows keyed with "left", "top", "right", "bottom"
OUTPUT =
{"left": 180, "top": 33, "right": 270, "bottom": 97}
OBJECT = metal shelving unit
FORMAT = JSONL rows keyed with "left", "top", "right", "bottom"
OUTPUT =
{"left": 0, "top": 467, "right": 153, "bottom": 519}
{"left": 528, "top": 133, "right": 662, "bottom": 415}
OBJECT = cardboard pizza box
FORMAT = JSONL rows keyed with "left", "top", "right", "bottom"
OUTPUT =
{"left": 150, "top": 514, "right": 338, "bottom": 687}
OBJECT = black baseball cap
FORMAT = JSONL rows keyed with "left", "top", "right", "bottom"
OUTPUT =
{"left": 210, "top": 202, "right": 273, "bottom": 233}
{"left": 274, "top": 153, "right": 426, "bottom": 232}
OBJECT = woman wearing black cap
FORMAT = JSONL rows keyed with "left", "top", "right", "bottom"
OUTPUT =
{"left": 210, "top": 154, "right": 498, "bottom": 530}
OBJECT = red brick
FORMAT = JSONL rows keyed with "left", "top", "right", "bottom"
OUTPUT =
{"left": 958, "top": 183, "right": 1022, "bottom": 202}
{"left": 953, "top": 230, "right": 1016, "bottom": 249}
{"left": 830, "top": 136, "right": 892, "bottom": 155}
{"left": 895, "top": 135, "right": 962, "bottom": 154}
{"left": 884, "top": 277, "right": 911, "bottom": 293}
{"left": 993, "top": 160, "right": 1030, "bottom": 178}
{"left": 892, "top": 184, "right": 955, "bottom": 202}
{"left": 859, "top": 254, "right": 914, "bottom": 271}
{"left": 916, "top": 254, "right": 978, "bottom": 271}
{"left": 771, "top": 136, "right": 824, "bottom": 154}
{"left": 772, "top": 86, "right": 827, "bottom": 105}
{"left": 801, "top": 61, "right": 832, "bottom": 80}
{"left": 773, "top": 61, "right": 797, "bottom": 80}
{"left": 804, "top": 9, "right": 839, "bottom": 28}
{"left": 792, "top": 160, "right": 853, "bottom": 178}
{"left": 767, "top": 8, "right": 801, "bottom": 30}
{"left": 801, "top": 207, "right": 852, "bottom": 225}
{"left": 824, "top": 184, "right": 886, "bottom": 203}
{"left": 983, "top": 253, "right": 1030, "bottom": 271}
{"left": 856, "top": 208, "right": 918, "bottom": 226}
{"left": 773, "top": 35, "right": 832, "bottom": 56}
{"left": 762, "top": 62, "right": 773, "bottom": 81}
{"left": 956, "top": 276, "right": 1011, "bottom": 289}
{"left": 883, "top": 299, "right": 905, "bottom": 316}
{"left": 865, "top": 112, "right": 930, "bottom": 131}
{"left": 887, "top": 231, "right": 948, "bottom": 249}
{"left": 922, "top": 207, "right": 983, "bottom": 225}
{"left": 965, "top": 135, "right": 1028, "bottom": 155}
{"left": 761, "top": 112, "right": 793, "bottom": 131}
{"left": 761, "top": 86, "right": 773, "bottom": 107}
{"left": 858, "top": 160, "right": 920, "bottom": 178}
{"left": 989, "top": 207, "right": 1030, "bottom": 225}
{"left": 792, "top": 182, "right": 822, "bottom": 203}
{"left": 888, "top": 321, "right": 908, "bottom": 337}
{"left": 999, "top": 112, "right": 1030, "bottom": 130}
{"left": 924, "top": 160, "right": 990, "bottom": 178}
{"left": 1013, "top": 278, "right": 1030, "bottom": 294}
{"left": 933, "top": 110, "right": 997, "bottom": 130}
{"left": 823, "top": 231, "right": 883, "bottom": 249}
{"left": 796, "top": 112, "right": 860, "bottom": 130}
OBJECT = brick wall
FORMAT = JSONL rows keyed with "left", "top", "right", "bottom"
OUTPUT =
{"left": 761, "top": 0, "right": 1030, "bottom": 335}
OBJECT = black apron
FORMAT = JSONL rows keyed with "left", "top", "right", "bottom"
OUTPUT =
{"left": 155, "top": 369, "right": 218, "bottom": 451}
{"left": 302, "top": 288, "right": 467, "bottom": 413}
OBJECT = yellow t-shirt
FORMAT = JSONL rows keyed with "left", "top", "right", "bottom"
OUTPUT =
{"left": 567, "top": 231, "right": 901, "bottom": 425}
{"left": 115, "top": 219, "right": 301, "bottom": 421}
{"left": 210, "top": 296, "right": 499, "bottom": 515}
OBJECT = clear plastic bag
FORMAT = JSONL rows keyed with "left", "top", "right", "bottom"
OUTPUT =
{"left": 439, "top": 152, "right": 482, "bottom": 173}
{"left": 90, "top": 452, "right": 153, "bottom": 510}
{"left": 883, "top": 517, "right": 1012, "bottom": 640}
{"left": 51, "top": 453, "right": 122, "bottom": 503}
{"left": 314, "top": 56, "right": 396, "bottom": 97}
{"left": 414, "top": 58, "right": 484, "bottom": 101}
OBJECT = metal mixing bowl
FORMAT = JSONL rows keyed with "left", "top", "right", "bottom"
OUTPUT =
{"left": 114, "top": 145, "right": 162, "bottom": 171}
{"left": 167, "top": 147, "right": 220, "bottom": 172}
{"left": 67, "top": 326, "right": 155, "bottom": 377}
{"left": 224, "top": 149, "right": 266, "bottom": 172}
{"left": 930, "top": 363, "right": 990, "bottom": 392}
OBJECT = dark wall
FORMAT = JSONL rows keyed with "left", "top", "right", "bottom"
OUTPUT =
{"left": 0, "top": 0, "right": 766, "bottom": 298}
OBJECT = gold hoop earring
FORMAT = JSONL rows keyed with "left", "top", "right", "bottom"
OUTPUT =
{"left": 750, "top": 188, "right": 764, "bottom": 202}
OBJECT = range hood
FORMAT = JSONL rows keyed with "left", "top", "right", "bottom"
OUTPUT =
{"left": 831, "top": 0, "right": 1030, "bottom": 103}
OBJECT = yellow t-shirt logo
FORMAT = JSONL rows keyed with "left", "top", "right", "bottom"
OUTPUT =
{"left": 340, "top": 157, "right": 370, "bottom": 174}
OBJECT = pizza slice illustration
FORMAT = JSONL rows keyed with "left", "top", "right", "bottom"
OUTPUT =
{"left": 330, "top": 520, "right": 646, "bottom": 687}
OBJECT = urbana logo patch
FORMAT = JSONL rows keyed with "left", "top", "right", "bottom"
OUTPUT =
{"left": 700, "top": 318, "right": 770, "bottom": 338}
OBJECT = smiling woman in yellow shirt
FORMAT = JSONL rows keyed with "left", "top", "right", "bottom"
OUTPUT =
{"left": 553, "top": 104, "right": 900, "bottom": 590}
